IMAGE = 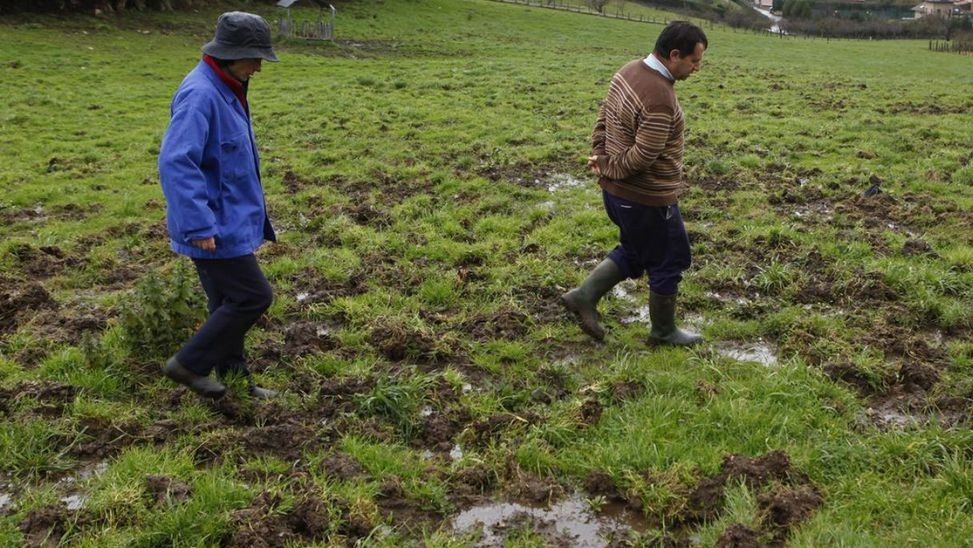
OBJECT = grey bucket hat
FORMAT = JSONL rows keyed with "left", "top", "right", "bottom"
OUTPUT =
{"left": 202, "top": 12, "right": 279, "bottom": 62}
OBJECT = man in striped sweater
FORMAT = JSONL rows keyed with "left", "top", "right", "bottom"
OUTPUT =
{"left": 562, "top": 21, "right": 707, "bottom": 346}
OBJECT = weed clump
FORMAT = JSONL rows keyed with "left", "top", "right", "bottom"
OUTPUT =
{"left": 119, "top": 265, "right": 203, "bottom": 361}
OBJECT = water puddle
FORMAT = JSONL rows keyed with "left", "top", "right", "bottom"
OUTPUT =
{"left": 451, "top": 493, "right": 644, "bottom": 547}
{"left": 61, "top": 493, "right": 88, "bottom": 511}
{"left": 449, "top": 444, "right": 464, "bottom": 461}
{"left": 715, "top": 340, "right": 778, "bottom": 367}
{"left": 865, "top": 407, "right": 921, "bottom": 430}
{"left": 620, "top": 305, "right": 650, "bottom": 325}
{"left": 0, "top": 492, "right": 12, "bottom": 512}
{"left": 612, "top": 282, "right": 639, "bottom": 302}
{"left": 544, "top": 174, "right": 587, "bottom": 193}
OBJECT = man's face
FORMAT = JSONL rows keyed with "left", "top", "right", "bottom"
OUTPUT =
{"left": 668, "top": 42, "right": 705, "bottom": 81}
{"left": 226, "top": 58, "right": 262, "bottom": 82}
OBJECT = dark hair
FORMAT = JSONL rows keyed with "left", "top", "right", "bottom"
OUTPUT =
{"left": 653, "top": 21, "right": 708, "bottom": 59}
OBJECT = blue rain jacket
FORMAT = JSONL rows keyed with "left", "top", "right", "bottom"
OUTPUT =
{"left": 158, "top": 61, "right": 275, "bottom": 259}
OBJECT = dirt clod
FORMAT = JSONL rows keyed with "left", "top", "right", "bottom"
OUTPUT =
{"left": 145, "top": 475, "right": 191, "bottom": 505}
{"left": 758, "top": 486, "right": 824, "bottom": 544}
{"left": 1, "top": 282, "right": 57, "bottom": 334}
{"left": 716, "top": 523, "right": 761, "bottom": 548}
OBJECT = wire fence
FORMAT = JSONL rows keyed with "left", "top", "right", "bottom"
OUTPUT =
{"left": 484, "top": 0, "right": 803, "bottom": 39}
{"left": 929, "top": 39, "right": 973, "bottom": 54}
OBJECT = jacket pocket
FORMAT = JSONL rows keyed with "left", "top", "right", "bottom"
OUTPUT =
{"left": 219, "top": 131, "right": 253, "bottom": 182}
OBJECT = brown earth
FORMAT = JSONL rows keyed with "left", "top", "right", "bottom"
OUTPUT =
{"left": 144, "top": 474, "right": 191, "bottom": 506}
{"left": 0, "top": 281, "right": 57, "bottom": 335}
{"left": 225, "top": 491, "right": 330, "bottom": 548}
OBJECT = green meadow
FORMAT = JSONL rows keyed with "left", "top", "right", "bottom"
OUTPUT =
{"left": 1, "top": 0, "right": 972, "bottom": 545}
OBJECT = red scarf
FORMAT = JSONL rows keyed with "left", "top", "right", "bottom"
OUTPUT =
{"left": 203, "top": 55, "right": 248, "bottom": 114}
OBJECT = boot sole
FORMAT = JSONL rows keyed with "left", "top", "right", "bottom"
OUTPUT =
{"left": 559, "top": 294, "right": 605, "bottom": 342}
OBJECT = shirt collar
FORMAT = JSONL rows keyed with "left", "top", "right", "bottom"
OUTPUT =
{"left": 202, "top": 55, "right": 249, "bottom": 114}
{"left": 644, "top": 53, "right": 674, "bottom": 82}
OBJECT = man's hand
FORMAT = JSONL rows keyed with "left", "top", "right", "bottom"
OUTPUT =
{"left": 191, "top": 237, "right": 216, "bottom": 252}
{"left": 587, "top": 155, "right": 601, "bottom": 176}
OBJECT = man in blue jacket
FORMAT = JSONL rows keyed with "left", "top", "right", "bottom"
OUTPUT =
{"left": 158, "top": 12, "right": 279, "bottom": 399}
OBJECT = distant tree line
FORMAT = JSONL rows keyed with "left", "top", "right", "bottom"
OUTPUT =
{"left": 0, "top": 0, "right": 278, "bottom": 14}
{"left": 781, "top": 13, "right": 972, "bottom": 38}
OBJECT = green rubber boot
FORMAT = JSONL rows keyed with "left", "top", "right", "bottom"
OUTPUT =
{"left": 560, "top": 259, "right": 625, "bottom": 341}
{"left": 648, "top": 290, "right": 702, "bottom": 346}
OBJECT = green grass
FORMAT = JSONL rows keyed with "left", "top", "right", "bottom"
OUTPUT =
{"left": 1, "top": 0, "right": 973, "bottom": 545}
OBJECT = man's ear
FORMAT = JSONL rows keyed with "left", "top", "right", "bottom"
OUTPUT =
{"left": 668, "top": 49, "right": 683, "bottom": 62}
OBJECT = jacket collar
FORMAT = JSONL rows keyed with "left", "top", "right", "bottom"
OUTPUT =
{"left": 196, "top": 59, "right": 249, "bottom": 118}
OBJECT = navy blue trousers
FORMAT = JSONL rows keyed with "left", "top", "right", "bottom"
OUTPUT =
{"left": 603, "top": 190, "right": 691, "bottom": 296}
{"left": 176, "top": 254, "right": 273, "bottom": 376}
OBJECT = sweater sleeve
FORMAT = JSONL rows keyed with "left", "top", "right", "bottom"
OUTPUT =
{"left": 591, "top": 101, "right": 607, "bottom": 155}
{"left": 596, "top": 106, "right": 673, "bottom": 180}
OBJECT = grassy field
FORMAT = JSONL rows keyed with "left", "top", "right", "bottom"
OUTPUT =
{"left": 2, "top": 0, "right": 973, "bottom": 545}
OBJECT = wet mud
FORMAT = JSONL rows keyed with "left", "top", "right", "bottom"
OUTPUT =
{"left": 673, "top": 450, "right": 821, "bottom": 543}
{"left": 225, "top": 491, "right": 330, "bottom": 548}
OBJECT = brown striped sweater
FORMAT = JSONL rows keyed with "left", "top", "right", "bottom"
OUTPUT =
{"left": 593, "top": 59, "right": 688, "bottom": 206}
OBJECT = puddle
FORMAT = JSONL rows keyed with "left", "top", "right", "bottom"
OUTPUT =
{"left": 61, "top": 493, "right": 88, "bottom": 511}
{"left": 462, "top": 383, "right": 473, "bottom": 394}
{"left": 612, "top": 282, "right": 640, "bottom": 303}
{"left": 77, "top": 461, "right": 108, "bottom": 480}
{"left": 421, "top": 449, "right": 434, "bottom": 460}
{"left": 705, "top": 291, "right": 753, "bottom": 306}
{"left": 296, "top": 291, "right": 310, "bottom": 302}
{"left": 451, "top": 493, "right": 644, "bottom": 547}
{"left": 421, "top": 406, "right": 434, "bottom": 418}
{"left": 620, "top": 305, "right": 650, "bottom": 325}
{"left": 544, "top": 174, "right": 587, "bottom": 193}
{"left": 449, "top": 444, "right": 464, "bottom": 461}
{"left": 715, "top": 340, "right": 779, "bottom": 367}
{"left": 0, "top": 492, "right": 11, "bottom": 512}
{"left": 865, "top": 407, "right": 921, "bottom": 430}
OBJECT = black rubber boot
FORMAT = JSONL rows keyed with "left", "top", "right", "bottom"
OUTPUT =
{"left": 648, "top": 290, "right": 703, "bottom": 346}
{"left": 560, "top": 259, "right": 625, "bottom": 341}
{"left": 163, "top": 357, "right": 226, "bottom": 399}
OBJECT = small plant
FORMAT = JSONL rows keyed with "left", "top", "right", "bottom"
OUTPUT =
{"left": 119, "top": 264, "right": 204, "bottom": 361}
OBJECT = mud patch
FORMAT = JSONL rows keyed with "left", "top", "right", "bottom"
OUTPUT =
{"left": 677, "top": 451, "right": 815, "bottom": 527}
{"left": 450, "top": 463, "right": 497, "bottom": 507}
{"left": 322, "top": 452, "right": 366, "bottom": 482}
{"left": 369, "top": 318, "right": 448, "bottom": 363}
{"left": 0, "top": 281, "right": 57, "bottom": 334}
{"left": 0, "top": 381, "right": 76, "bottom": 417}
{"left": 18, "top": 503, "right": 88, "bottom": 547}
{"left": 451, "top": 493, "right": 644, "bottom": 547}
{"left": 145, "top": 475, "right": 192, "bottom": 505}
{"left": 757, "top": 485, "right": 824, "bottom": 545}
{"left": 469, "top": 412, "right": 543, "bottom": 445}
{"left": 716, "top": 523, "right": 761, "bottom": 547}
{"left": 225, "top": 491, "right": 329, "bottom": 547}
{"left": 8, "top": 243, "right": 83, "bottom": 279}
{"left": 282, "top": 320, "right": 337, "bottom": 358}
{"left": 72, "top": 416, "right": 141, "bottom": 459}
{"left": 464, "top": 309, "right": 531, "bottom": 341}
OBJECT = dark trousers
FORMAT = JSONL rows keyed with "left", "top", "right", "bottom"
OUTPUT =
{"left": 603, "top": 190, "right": 691, "bottom": 296}
{"left": 176, "top": 254, "right": 273, "bottom": 376}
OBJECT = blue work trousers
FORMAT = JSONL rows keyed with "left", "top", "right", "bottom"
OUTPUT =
{"left": 176, "top": 254, "right": 273, "bottom": 376}
{"left": 603, "top": 190, "right": 691, "bottom": 296}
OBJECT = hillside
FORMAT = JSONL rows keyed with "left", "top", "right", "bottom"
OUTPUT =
{"left": 1, "top": 0, "right": 972, "bottom": 544}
